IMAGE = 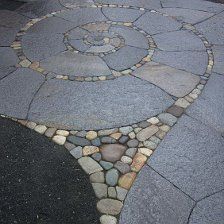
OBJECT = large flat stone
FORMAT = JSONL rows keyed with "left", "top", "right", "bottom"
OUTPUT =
{"left": 161, "top": 0, "right": 224, "bottom": 13}
{"left": 0, "top": 68, "right": 45, "bottom": 119}
{"left": 103, "top": 46, "right": 148, "bottom": 71}
{"left": 134, "top": 12, "right": 182, "bottom": 35}
{"left": 95, "top": 0, "right": 162, "bottom": 10}
{"left": 0, "top": 27, "right": 18, "bottom": 46}
{"left": 41, "top": 51, "right": 111, "bottom": 77}
{"left": 55, "top": 8, "right": 107, "bottom": 25}
{"left": 189, "top": 190, "right": 224, "bottom": 224}
{"left": 102, "top": 7, "right": 144, "bottom": 22}
{"left": 153, "top": 30, "right": 205, "bottom": 51}
{"left": 153, "top": 50, "right": 208, "bottom": 75}
{"left": 119, "top": 165, "right": 195, "bottom": 224}
{"left": 60, "top": 0, "right": 94, "bottom": 8}
{"left": 148, "top": 115, "right": 224, "bottom": 201}
{"left": 195, "top": 12, "right": 224, "bottom": 45}
{"left": 133, "top": 62, "right": 200, "bottom": 97}
{"left": 28, "top": 76, "right": 173, "bottom": 130}
{"left": 212, "top": 45, "right": 224, "bottom": 75}
{"left": 23, "top": 33, "right": 66, "bottom": 61}
{"left": 0, "top": 47, "right": 18, "bottom": 80}
{"left": 158, "top": 8, "right": 214, "bottom": 24}
{"left": 110, "top": 26, "right": 149, "bottom": 49}
{"left": 187, "top": 73, "right": 224, "bottom": 134}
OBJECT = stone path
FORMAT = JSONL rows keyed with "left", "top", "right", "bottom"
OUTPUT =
{"left": 0, "top": 0, "right": 223, "bottom": 223}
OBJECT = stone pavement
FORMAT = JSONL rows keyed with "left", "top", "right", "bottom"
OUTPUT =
{"left": 0, "top": 0, "right": 223, "bottom": 223}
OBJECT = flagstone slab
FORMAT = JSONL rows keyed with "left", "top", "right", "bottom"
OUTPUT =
{"left": 195, "top": 12, "right": 224, "bottom": 45}
{"left": 109, "top": 26, "right": 149, "bottom": 49}
{"left": 103, "top": 46, "right": 148, "bottom": 71}
{"left": 153, "top": 30, "right": 205, "bottom": 51}
{"left": 55, "top": 8, "right": 107, "bottom": 26}
{"left": 0, "top": 68, "right": 45, "bottom": 119}
{"left": 0, "top": 47, "right": 18, "bottom": 80}
{"left": 102, "top": 7, "right": 144, "bottom": 22}
{"left": 161, "top": 0, "right": 224, "bottom": 13}
{"left": 28, "top": 76, "right": 173, "bottom": 130}
{"left": 148, "top": 115, "right": 224, "bottom": 201}
{"left": 187, "top": 73, "right": 224, "bottom": 134}
{"left": 212, "top": 45, "right": 224, "bottom": 75}
{"left": 133, "top": 62, "right": 200, "bottom": 97}
{"left": 158, "top": 8, "right": 214, "bottom": 24}
{"left": 134, "top": 12, "right": 182, "bottom": 35}
{"left": 189, "top": 190, "right": 224, "bottom": 224}
{"left": 153, "top": 50, "right": 208, "bottom": 75}
{"left": 23, "top": 33, "right": 66, "bottom": 61}
{"left": 0, "top": 27, "right": 18, "bottom": 46}
{"left": 41, "top": 51, "right": 111, "bottom": 77}
{"left": 119, "top": 165, "right": 195, "bottom": 224}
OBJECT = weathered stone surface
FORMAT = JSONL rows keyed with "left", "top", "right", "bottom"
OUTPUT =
{"left": 69, "top": 146, "right": 82, "bottom": 159}
{"left": 92, "top": 183, "right": 107, "bottom": 199}
{"left": 0, "top": 68, "right": 45, "bottom": 119}
{"left": 41, "top": 51, "right": 111, "bottom": 77}
{"left": 98, "top": 128, "right": 118, "bottom": 136}
{"left": 127, "top": 139, "right": 139, "bottom": 148}
{"left": 149, "top": 115, "right": 224, "bottom": 200}
{"left": 187, "top": 73, "right": 224, "bottom": 133}
{"left": 100, "top": 161, "right": 113, "bottom": 170}
{"left": 28, "top": 76, "right": 173, "bottom": 130}
{"left": 78, "top": 157, "right": 103, "bottom": 175}
{"left": 106, "top": 169, "right": 119, "bottom": 186}
{"left": 83, "top": 146, "right": 99, "bottom": 156}
{"left": 161, "top": 0, "right": 224, "bottom": 13}
{"left": 189, "top": 190, "right": 224, "bottom": 224}
{"left": 101, "top": 144, "right": 126, "bottom": 162}
{"left": 114, "top": 161, "right": 130, "bottom": 174}
{"left": 138, "top": 148, "right": 153, "bottom": 157}
{"left": 0, "top": 47, "right": 18, "bottom": 79}
{"left": 116, "top": 186, "right": 128, "bottom": 201}
{"left": 119, "top": 165, "right": 195, "bottom": 224}
{"left": 167, "top": 105, "right": 184, "bottom": 117}
{"left": 52, "top": 135, "right": 66, "bottom": 145}
{"left": 158, "top": 8, "right": 214, "bottom": 24}
{"left": 0, "top": 27, "right": 18, "bottom": 46}
{"left": 154, "top": 30, "right": 205, "bottom": 51}
{"left": 60, "top": 0, "right": 94, "bottom": 8}
{"left": 86, "top": 131, "right": 98, "bottom": 140}
{"left": 131, "top": 153, "right": 147, "bottom": 172}
{"left": 212, "top": 45, "right": 224, "bottom": 75}
{"left": 34, "top": 125, "right": 47, "bottom": 134}
{"left": 125, "top": 148, "right": 137, "bottom": 158}
{"left": 103, "top": 46, "right": 148, "bottom": 71}
{"left": 136, "top": 125, "right": 159, "bottom": 141}
{"left": 134, "top": 12, "right": 182, "bottom": 35}
{"left": 102, "top": 7, "right": 144, "bottom": 22}
{"left": 100, "top": 215, "right": 117, "bottom": 224}
{"left": 158, "top": 113, "right": 177, "bottom": 126}
{"left": 118, "top": 172, "right": 136, "bottom": 190}
{"left": 45, "top": 127, "right": 57, "bottom": 138}
{"left": 97, "top": 199, "right": 123, "bottom": 215}
{"left": 119, "top": 126, "right": 133, "bottom": 135}
{"left": 153, "top": 50, "right": 208, "bottom": 76}
{"left": 119, "top": 136, "right": 129, "bottom": 144}
{"left": 101, "top": 136, "right": 117, "bottom": 144}
{"left": 90, "top": 171, "right": 104, "bottom": 183}
{"left": 195, "top": 11, "right": 224, "bottom": 45}
{"left": 67, "top": 136, "right": 90, "bottom": 146}
{"left": 110, "top": 26, "right": 148, "bottom": 49}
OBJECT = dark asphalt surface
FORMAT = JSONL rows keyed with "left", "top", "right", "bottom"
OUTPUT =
{"left": 0, "top": 117, "right": 100, "bottom": 224}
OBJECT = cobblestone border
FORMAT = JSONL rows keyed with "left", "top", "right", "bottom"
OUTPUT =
{"left": 5, "top": 3, "right": 214, "bottom": 224}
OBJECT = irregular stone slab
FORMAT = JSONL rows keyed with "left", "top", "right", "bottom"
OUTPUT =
{"left": 28, "top": 76, "right": 173, "bottom": 130}
{"left": 153, "top": 50, "right": 208, "bottom": 75}
{"left": 55, "top": 8, "right": 107, "bottom": 25}
{"left": 103, "top": 46, "right": 148, "bottom": 71}
{"left": 0, "top": 47, "right": 18, "bottom": 80}
{"left": 187, "top": 73, "right": 224, "bottom": 133}
{"left": 0, "top": 27, "right": 19, "bottom": 46}
{"left": 100, "top": 144, "right": 126, "bottom": 162}
{"left": 212, "top": 45, "right": 224, "bottom": 75}
{"left": 16, "top": 0, "right": 64, "bottom": 18}
{"left": 68, "top": 27, "right": 89, "bottom": 40}
{"left": 78, "top": 157, "right": 103, "bottom": 174}
{"left": 102, "top": 7, "right": 144, "bottom": 22}
{"left": 110, "top": 26, "right": 148, "bottom": 49}
{"left": 161, "top": 0, "right": 224, "bottom": 13}
{"left": 133, "top": 62, "right": 200, "bottom": 97}
{"left": 195, "top": 12, "right": 224, "bottom": 45}
{"left": 189, "top": 190, "right": 224, "bottom": 224}
{"left": 153, "top": 30, "right": 205, "bottom": 51}
{"left": 69, "top": 39, "right": 90, "bottom": 52}
{"left": 97, "top": 199, "right": 123, "bottom": 215}
{"left": 41, "top": 51, "right": 111, "bottom": 77}
{"left": 23, "top": 33, "right": 66, "bottom": 61}
{"left": 0, "top": 10, "right": 28, "bottom": 28}
{"left": 148, "top": 115, "right": 224, "bottom": 200}
{"left": 26, "top": 16, "right": 75, "bottom": 36}
{"left": 134, "top": 12, "right": 182, "bottom": 35}
{"left": 95, "top": 0, "right": 162, "bottom": 10}
{"left": 158, "top": 8, "right": 214, "bottom": 24}
{"left": 119, "top": 165, "right": 195, "bottom": 224}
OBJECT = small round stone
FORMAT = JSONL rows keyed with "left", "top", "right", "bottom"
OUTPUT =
{"left": 83, "top": 146, "right": 99, "bottom": 156}
{"left": 70, "top": 146, "right": 83, "bottom": 159}
{"left": 86, "top": 131, "right": 97, "bottom": 140}
{"left": 125, "top": 148, "right": 137, "bottom": 158}
{"left": 108, "top": 187, "right": 116, "bottom": 198}
{"left": 26, "top": 121, "right": 37, "bottom": 129}
{"left": 52, "top": 135, "right": 66, "bottom": 145}
{"left": 100, "top": 161, "right": 113, "bottom": 170}
{"left": 147, "top": 117, "right": 159, "bottom": 124}
{"left": 121, "top": 156, "right": 132, "bottom": 164}
{"left": 106, "top": 168, "right": 119, "bottom": 186}
{"left": 34, "top": 125, "right": 47, "bottom": 134}
{"left": 45, "top": 127, "right": 57, "bottom": 138}
{"left": 116, "top": 186, "right": 128, "bottom": 201}
{"left": 128, "top": 132, "right": 136, "bottom": 139}
{"left": 97, "top": 199, "right": 123, "bottom": 215}
{"left": 175, "top": 98, "right": 190, "bottom": 108}
{"left": 100, "top": 215, "right": 117, "bottom": 224}
{"left": 119, "top": 126, "right": 133, "bottom": 135}
{"left": 138, "top": 148, "right": 153, "bottom": 157}
{"left": 56, "top": 130, "right": 69, "bottom": 136}
{"left": 127, "top": 139, "right": 139, "bottom": 148}
{"left": 92, "top": 183, "right": 107, "bottom": 199}
{"left": 90, "top": 171, "right": 105, "bottom": 183}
